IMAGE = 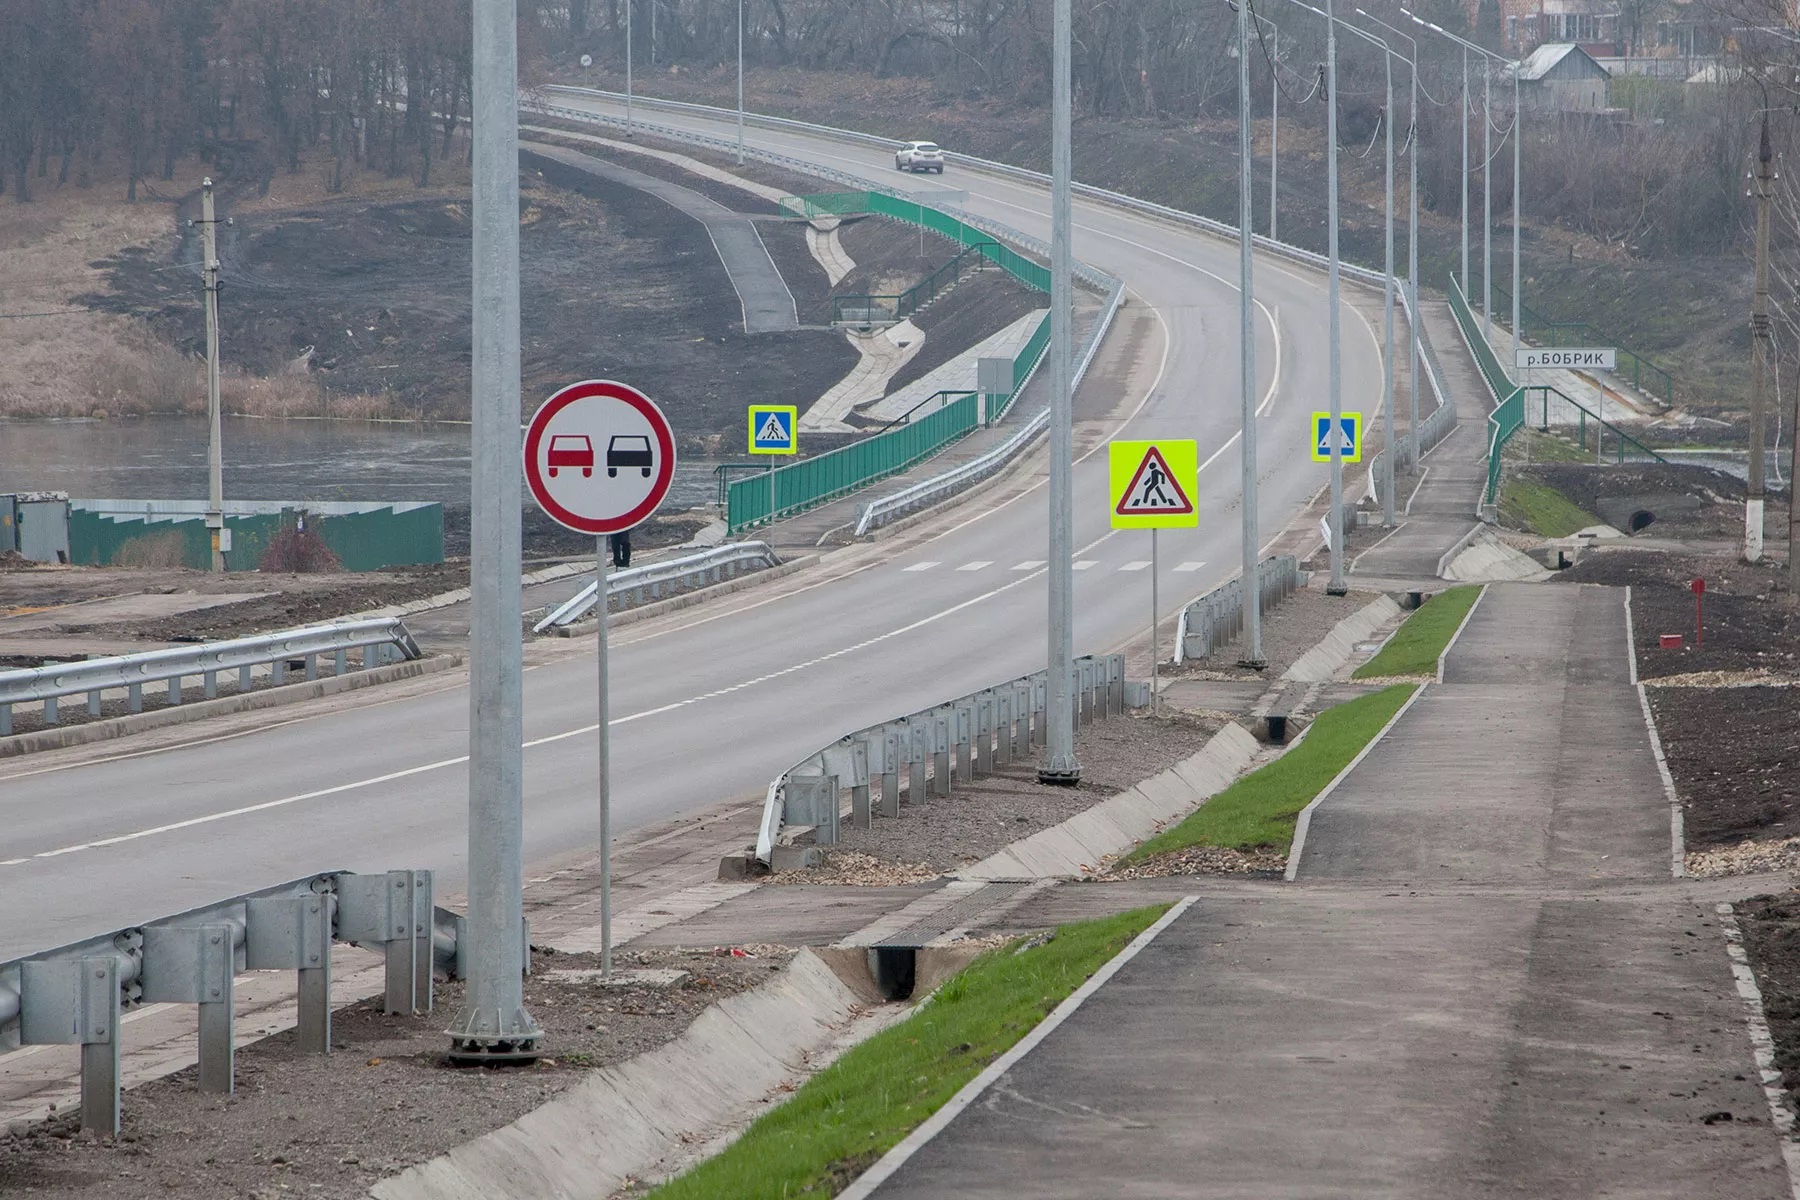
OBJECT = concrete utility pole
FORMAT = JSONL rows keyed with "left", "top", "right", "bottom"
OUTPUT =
{"left": 199, "top": 179, "right": 225, "bottom": 572}
{"left": 1360, "top": 11, "right": 1421, "bottom": 462}
{"left": 1238, "top": 0, "right": 1264, "bottom": 667}
{"left": 1750, "top": 111, "right": 1774, "bottom": 563}
{"left": 1039, "top": 0, "right": 1080, "bottom": 785}
{"left": 448, "top": 0, "right": 542, "bottom": 1064}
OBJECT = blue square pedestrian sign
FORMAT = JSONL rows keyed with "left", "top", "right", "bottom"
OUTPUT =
{"left": 748, "top": 405, "right": 798, "bottom": 455}
{"left": 1311, "top": 411, "right": 1363, "bottom": 463}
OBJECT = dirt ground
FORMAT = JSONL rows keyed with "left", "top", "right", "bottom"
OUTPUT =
{"left": 1553, "top": 549, "right": 1800, "bottom": 852}
{"left": 1520, "top": 462, "right": 1759, "bottom": 542}
{"left": 781, "top": 707, "right": 1228, "bottom": 879}
{"left": 1728, "top": 895, "right": 1800, "bottom": 1124}
{"left": 0, "top": 946, "right": 790, "bottom": 1200}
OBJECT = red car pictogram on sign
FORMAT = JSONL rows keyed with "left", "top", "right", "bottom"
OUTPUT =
{"left": 547, "top": 435, "right": 594, "bottom": 478}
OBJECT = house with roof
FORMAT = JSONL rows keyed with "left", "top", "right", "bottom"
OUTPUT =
{"left": 1509, "top": 42, "right": 1612, "bottom": 109}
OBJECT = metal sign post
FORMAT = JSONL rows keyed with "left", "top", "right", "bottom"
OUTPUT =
{"left": 523, "top": 379, "right": 677, "bottom": 979}
{"left": 747, "top": 404, "right": 798, "bottom": 526}
{"left": 1109, "top": 438, "right": 1198, "bottom": 715}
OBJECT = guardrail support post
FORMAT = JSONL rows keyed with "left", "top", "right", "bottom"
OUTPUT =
{"left": 203, "top": 670, "right": 218, "bottom": 700}
{"left": 304, "top": 654, "right": 318, "bottom": 682}
{"left": 87, "top": 690, "right": 101, "bottom": 716}
{"left": 954, "top": 705, "right": 974, "bottom": 783}
{"left": 909, "top": 723, "right": 929, "bottom": 803}
{"left": 167, "top": 676, "right": 181, "bottom": 706}
{"left": 20, "top": 955, "right": 124, "bottom": 1133}
{"left": 339, "top": 870, "right": 434, "bottom": 1016}
{"left": 336, "top": 649, "right": 348, "bottom": 676}
{"left": 239, "top": 664, "right": 253, "bottom": 690}
{"left": 1077, "top": 659, "right": 1094, "bottom": 726}
{"left": 995, "top": 691, "right": 1014, "bottom": 767}
{"left": 140, "top": 922, "right": 240, "bottom": 1094}
{"left": 932, "top": 710, "right": 953, "bottom": 796}
{"left": 42, "top": 695, "right": 57, "bottom": 725}
{"left": 881, "top": 729, "right": 901, "bottom": 817}
{"left": 975, "top": 694, "right": 994, "bottom": 775}
{"left": 247, "top": 892, "right": 336, "bottom": 1054}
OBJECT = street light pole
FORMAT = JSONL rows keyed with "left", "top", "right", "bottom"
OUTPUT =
{"left": 736, "top": 0, "right": 745, "bottom": 165}
{"left": 199, "top": 179, "right": 225, "bottom": 572}
{"left": 450, "top": 0, "right": 541, "bottom": 1064}
{"left": 626, "top": 0, "right": 634, "bottom": 134}
{"left": 1239, "top": 0, "right": 1264, "bottom": 666}
{"left": 1325, "top": 0, "right": 1346, "bottom": 594}
{"left": 1359, "top": 11, "right": 1421, "bottom": 461}
{"left": 1039, "top": 0, "right": 1080, "bottom": 783}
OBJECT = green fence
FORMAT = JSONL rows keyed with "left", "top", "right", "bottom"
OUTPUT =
{"left": 732, "top": 192, "right": 1058, "bottom": 532}
{"left": 727, "top": 393, "right": 980, "bottom": 531}
{"left": 69, "top": 501, "right": 444, "bottom": 572}
{"left": 1492, "top": 283, "right": 1674, "bottom": 406}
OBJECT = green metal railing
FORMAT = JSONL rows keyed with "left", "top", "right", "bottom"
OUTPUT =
{"left": 725, "top": 193, "right": 1057, "bottom": 532}
{"left": 1520, "top": 386, "right": 1668, "bottom": 466}
{"left": 1492, "top": 283, "right": 1674, "bottom": 406}
{"left": 1451, "top": 274, "right": 1665, "bottom": 506}
{"left": 727, "top": 393, "right": 980, "bottom": 531}
{"left": 831, "top": 242, "right": 1001, "bottom": 326}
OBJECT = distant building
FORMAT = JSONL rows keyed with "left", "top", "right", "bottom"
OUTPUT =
{"left": 1508, "top": 42, "right": 1613, "bottom": 110}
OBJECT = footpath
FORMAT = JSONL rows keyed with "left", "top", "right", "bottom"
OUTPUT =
{"left": 855, "top": 582, "right": 1796, "bottom": 1199}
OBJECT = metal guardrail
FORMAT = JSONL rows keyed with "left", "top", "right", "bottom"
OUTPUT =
{"left": 532, "top": 541, "right": 782, "bottom": 632}
{"left": 1367, "top": 289, "right": 1460, "bottom": 511}
{"left": 1173, "top": 556, "right": 1303, "bottom": 664}
{"left": 0, "top": 618, "right": 421, "bottom": 736}
{"left": 830, "top": 240, "right": 1005, "bottom": 326}
{"left": 0, "top": 869, "right": 496, "bottom": 1134}
{"left": 754, "top": 654, "right": 1129, "bottom": 865}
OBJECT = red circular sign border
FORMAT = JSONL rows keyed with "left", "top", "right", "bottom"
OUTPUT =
{"left": 523, "top": 379, "right": 677, "bottom": 536}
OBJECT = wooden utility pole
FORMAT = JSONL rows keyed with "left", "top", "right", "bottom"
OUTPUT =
{"left": 1748, "top": 113, "right": 1774, "bottom": 563}
{"left": 200, "top": 178, "right": 225, "bottom": 571}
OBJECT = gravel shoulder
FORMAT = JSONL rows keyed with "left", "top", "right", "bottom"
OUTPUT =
{"left": 0, "top": 946, "right": 789, "bottom": 1200}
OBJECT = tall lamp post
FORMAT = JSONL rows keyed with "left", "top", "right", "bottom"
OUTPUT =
{"left": 1358, "top": 11, "right": 1422, "bottom": 460}
{"left": 1236, "top": 0, "right": 1263, "bottom": 666}
{"left": 736, "top": 0, "right": 745, "bottom": 164}
{"left": 1406, "top": 15, "right": 1523, "bottom": 366}
{"left": 1250, "top": 11, "right": 1283, "bottom": 242}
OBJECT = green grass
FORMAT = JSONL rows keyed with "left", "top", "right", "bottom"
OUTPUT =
{"left": 1498, "top": 475, "right": 1600, "bottom": 538}
{"left": 1352, "top": 585, "right": 1484, "bottom": 680}
{"left": 643, "top": 905, "right": 1170, "bottom": 1199}
{"left": 1118, "top": 684, "right": 1418, "bottom": 862}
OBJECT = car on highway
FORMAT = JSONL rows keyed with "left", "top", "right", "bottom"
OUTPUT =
{"left": 895, "top": 141, "right": 945, "bottom": 174}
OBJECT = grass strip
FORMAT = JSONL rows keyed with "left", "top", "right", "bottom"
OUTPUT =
{"left": 1119, "top": 683, "right": 1418, "bottom": 862}
{"left": 643, "top": 904, "right": 1170, "bottom": 1199}
{"left": 1499, "top": 475, "right": 1599, "bottom": 537}
{"left": 1352, "top": 585, "right": 1482, "bottom": 680}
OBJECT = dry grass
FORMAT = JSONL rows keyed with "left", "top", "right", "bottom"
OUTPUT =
{"left": 112, "top": 528, "right": 190, "bottom": 568}
{"left": 0, "top": 148, "right": 465, "bottom": 421}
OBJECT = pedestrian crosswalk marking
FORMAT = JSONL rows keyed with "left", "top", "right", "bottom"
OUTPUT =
{"left": 1119, "top": 561, "right": 1151, "bottom": 572}
{"left": 1073, "top": 560, "right": 1098, "bottom": 571}
{"left": 957, "top": 561, "right": 992, "bottom": 571}
{"left": 903, "top": 561, "right": 939, "bottom": 572}
{"left": 1174, "top": 561, "right": 1206, "bottom": 572}
{"left": 1011, "top": 560, "right": 1046, "bottom": 571}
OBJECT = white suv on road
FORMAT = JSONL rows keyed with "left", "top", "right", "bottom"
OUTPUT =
{"left": 896, "top": 141, "right": 945, "bottom": 174}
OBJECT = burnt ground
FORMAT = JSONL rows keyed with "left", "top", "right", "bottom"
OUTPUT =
{"left": 1554, "top": 549, "right": 1800, "bottom": 849}
{"left": 0, "top": 945, "right": 790, "bottom": 1200}
{"left": 1522, "top": 462, "right": 1758, "bottom": 542}
{"left": 82, "top": 163, "right": 857, "bottom": 447}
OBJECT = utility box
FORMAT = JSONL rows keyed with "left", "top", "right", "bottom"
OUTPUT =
{"left": 3, "top": 492, "right": 70, "bottom": 563}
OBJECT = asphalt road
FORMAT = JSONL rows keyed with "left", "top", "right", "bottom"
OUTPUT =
{"left": 0, "top": 96, "right": 1386, "bottom": 959}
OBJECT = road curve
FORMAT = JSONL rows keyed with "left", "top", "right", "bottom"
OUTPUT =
{"left": 0, "top": 99, "right": 1387, "bottom": 958}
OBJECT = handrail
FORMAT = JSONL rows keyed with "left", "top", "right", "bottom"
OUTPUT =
{"left": 1492, "top": 282, "right": 1674, "bottom": 406}
{"left": 830, "top": 241, "right": 1009, "bottom": 327}
{"left": 0, "top": 618, "right": 421, "bottom": 736}
{"left": 531, "top": 541, "right": 782, "bottom": 632}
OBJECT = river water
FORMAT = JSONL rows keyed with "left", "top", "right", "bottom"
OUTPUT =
{"left": 0, "top": 416, "right": 724, "bottom": 511}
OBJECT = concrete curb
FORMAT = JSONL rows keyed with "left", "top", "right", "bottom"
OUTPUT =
{"left": 1281, "top": 595, "right": 1404, "bottom": 683}
{"left": 368, "top": 950, "right": 869, "bottom": 1200}
{"left": 1440, "top": 529, "right": 1552, "bottom": 583}
{"left": 1714, "top": 903, "right": 1800, "bottom": 1200}
{"left": 1433, "top": 522, "right": 1485, "bottom": 579}
{"left": 838, "top": 896, "right": 1200, "bottom": 1199}
{"left": 549, "top": 556, "right": 815, "bottom": 636}
{"left": 1433, "top": 582, "right": 1489, "bottom": 683}
{"left": 953, "top": 723, "right": 1262, "bottom": 881}
{"left": 1283, "top": 682, "right": 1429, "bottom": 881}
{"left": 1624, "top": 585, "right": 1686, "bottom": 879}
{"left": 0, "top": 655, "right": 461, "bottom": 759}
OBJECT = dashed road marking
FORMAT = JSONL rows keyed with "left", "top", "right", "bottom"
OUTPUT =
{"left": 1119, "top": 561, "right": 1151, "bottom": 572}
{"left": 956, "top": 561, "right": 993, "bottom": 572}
{"left": 1011, "top": 560, "right": 1046, "bottom": 571}
{"left": 1072, "top": 560, "right": 1098, "bottom": 571}
{"left": 1175, "top": 561, "right": 1206, "bottom": 572}
{"left": 902, "top": 562, "right": 939, "bottom": 572}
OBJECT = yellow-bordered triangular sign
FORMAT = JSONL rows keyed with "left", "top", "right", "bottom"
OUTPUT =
{"left": 1116, "top": 446, "right": 1194, "bottom": 517}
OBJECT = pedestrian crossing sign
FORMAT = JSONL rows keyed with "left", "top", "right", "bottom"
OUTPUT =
{"left": 748, "top": 405, "right": 798, "bottom": 455}
{"left": 1109, "top": 439, "right": 1199, "bottom": 529}
{"left": 1311, "top": 411, "right": 1363, "bottom": 463}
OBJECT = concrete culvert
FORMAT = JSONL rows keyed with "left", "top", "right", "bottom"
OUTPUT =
{"left": 1628, "top": 510, "right": 1656, "bottom": 533}
{"left": 868, "top": 945, "right": 918, "bottom": 1001}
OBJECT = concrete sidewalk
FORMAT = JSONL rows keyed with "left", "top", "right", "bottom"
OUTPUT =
{"left": 862, "top": 582, "right": 1792, "bottom": 1199}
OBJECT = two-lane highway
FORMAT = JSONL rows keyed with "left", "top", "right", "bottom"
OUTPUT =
{"left": 0, "top": 96, "right": 1387, "bottom": 959}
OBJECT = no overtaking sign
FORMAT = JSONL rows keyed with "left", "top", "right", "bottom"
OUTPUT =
{"left": 524, "top": 379, "right": 677, "bottom": 535}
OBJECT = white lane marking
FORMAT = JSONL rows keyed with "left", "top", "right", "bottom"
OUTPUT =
{"left": 13, "top": 529, "right": 1123, "bottom": 864}
{"left": 0, "top": 859, "right": 27, "bottom": 867}
{"left": 1119, "top": 561, "right": 1151, "bottom": 572}
{"left": 956, "top": 561, "right": 993, "bottom": 572}
{"left": 1011, "top": 560, "right": 1046, "bottom": 571}
{"left": 1073, "top": 560, "right": 1099, "bottom": 571}
{"left": 1174, "top": 561, "right": 1206, "bottom": 572}
{"left": 902, "top": 562, "right": 940, "bottom": 572}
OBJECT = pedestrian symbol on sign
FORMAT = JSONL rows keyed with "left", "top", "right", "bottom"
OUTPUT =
{"left": 1311, "top": 411, "right": 1363, "bottom": 463}
{"left": 1108, "top": 441, "right": 1198, "bottom": 529}
{"left": 747, "top": 404, "right": 799, "bottom": 456}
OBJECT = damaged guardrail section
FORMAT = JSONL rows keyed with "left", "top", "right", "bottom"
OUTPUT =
{"left": 752, "top": 654, "right": 1129, "bottom": 866}
{"left": 0, "top": 870, "right": 516, "bottom": 1135}
{"left": 0, "top": 618, "right": 422, "bottom": 736}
